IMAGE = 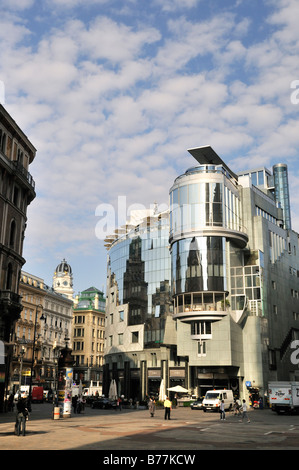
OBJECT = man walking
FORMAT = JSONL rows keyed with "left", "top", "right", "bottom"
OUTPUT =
{"left": 164, "top": 396, "right": 172, "bottom": 420}
{"left": 240, "top": 399, "right": 250, "bottom": 423}
{"left": 220, "top": 400, "right": 226, "bottom": 420}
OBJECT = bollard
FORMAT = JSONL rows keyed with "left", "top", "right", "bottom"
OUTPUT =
{"left": 53, "top": 407, "right": 60, "bottom": 420}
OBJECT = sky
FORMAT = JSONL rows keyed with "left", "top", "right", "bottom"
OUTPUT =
{"left": 1, "top": 0, "right": 299, "bottom": 295}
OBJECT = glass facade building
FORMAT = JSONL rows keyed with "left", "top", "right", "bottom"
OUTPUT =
{"left": 104, "top": 146, "right": 299, "bottom": 404}
{"left": 273, "top": 163, "right": 291, "bottom": 230}
{"left": 107, "top": 211, "right": 172, "bottom": 348}
{"left": 169, "top": 149, "right": 248, "bottom": 332}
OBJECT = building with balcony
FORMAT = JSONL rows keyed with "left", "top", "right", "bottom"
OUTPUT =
{"left": 0, "top": 104, "right": 36, "bottom": 410}
{"left": 104, "top": 145, "right": 299, "bottom": 403}
{"left": 72, "top": 287, "right": 106, "bottom": 389}
{"left": 10, "top": 271, "right": 73, "bottom": 393}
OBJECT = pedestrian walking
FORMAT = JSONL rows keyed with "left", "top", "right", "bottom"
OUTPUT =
{"left": 220, "top": 400, "right": 226, "bottom": 420}
{"left": 240, "top": 399, "right": 250, "bottom": 423}
{"left": 233, "top": 398, "right": 241, "bottom": 416}
{"left": 72, "top": 395, "right": 78, "bottom": 414}
{"left": 148, "top": 398, "right": 155, "bottom": 417}
{"left": 116, "top": 397, "right": 122, "bottom": 411}
{"left": 77, "top": 395, "right": 82, "bottom": 413}
{"left": 15, "top": 397, "right": 28, "bottom": 436}
{"left": 164, "top": 396, "right": 172, "bottom": 420}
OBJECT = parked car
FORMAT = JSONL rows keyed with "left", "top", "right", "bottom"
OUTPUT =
{"left": 91, "top": 398, "right": 116, "bottom": 409}
{"left": 14, "top": 386, "right": 30, "bottom": 401}
{"left": 191, "top": 398, "right": 203, "bottom": 410}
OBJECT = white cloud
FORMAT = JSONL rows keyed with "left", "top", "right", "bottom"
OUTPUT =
{"left": 0, "top": 0, "right": 35, "bottom": 10}
{"left": 2, "top": 0, "right": 299, "bottom": 290}
{"left": 154, "top": 0, "right": 201, "bottom": 12}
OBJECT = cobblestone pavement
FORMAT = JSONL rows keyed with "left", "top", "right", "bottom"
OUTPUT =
{"left": 1, "top": 403, "right": 299, "bottom": 451}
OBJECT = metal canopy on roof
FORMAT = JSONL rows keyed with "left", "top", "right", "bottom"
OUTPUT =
{"left": 187, "top": 145, "right": 238, "bottom": 181}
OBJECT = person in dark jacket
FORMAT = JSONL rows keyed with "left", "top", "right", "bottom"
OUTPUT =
{"left": 15, "top": 398, "right": 28, "bottom": 436}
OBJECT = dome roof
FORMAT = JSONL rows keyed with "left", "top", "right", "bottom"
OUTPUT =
{"left": 55, "top": 259, "right": 72, "bottom": 275}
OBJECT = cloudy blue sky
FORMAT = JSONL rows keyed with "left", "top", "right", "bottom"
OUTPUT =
{"left": 1, "top": 0, "right": 299, "bottom": 295}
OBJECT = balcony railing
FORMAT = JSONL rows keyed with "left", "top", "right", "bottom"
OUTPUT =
{"left": 173, "top": 291, "right": 229, "bottom": 321}
{"left": 12, "top": 161, "right": 35, "bottom": 189}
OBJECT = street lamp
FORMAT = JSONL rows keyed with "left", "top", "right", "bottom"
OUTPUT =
{"left": 28, "top": 304, "right": 45, "bottom": 405}
{"left": 18, "top": 345, "right": 26, "bottom": 390}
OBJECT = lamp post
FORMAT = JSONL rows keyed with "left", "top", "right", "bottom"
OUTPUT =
{"left": 28, "top": 304, "right": 45, "bottom": 406}
{"left": 18, "top": 346, "right": 26, "bottom": 390}
{"left": 57, "top": 336, "right": 73, "bottom": 418}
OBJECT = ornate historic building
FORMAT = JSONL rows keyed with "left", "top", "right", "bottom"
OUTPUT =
{"left": 52, "top": 259, "right": 74, "bottom": 300}
{"left": 10, "top": 271, "right": 73, "bottom": 393}
{"left": 72, "top": 287, "right": 106, "bottom": 388}
{"left": 0, "top": 104, "right": 36, "bottom": 410}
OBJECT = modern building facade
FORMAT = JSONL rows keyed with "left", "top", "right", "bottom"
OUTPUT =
{"left": 72, "top": 287, "right": 106, "bottom": 388}
{"left": 104, "top": 146, "right": 299, "bottom": 403}
{"left": 0, "top": 104, "right": 36, "bottom": 410}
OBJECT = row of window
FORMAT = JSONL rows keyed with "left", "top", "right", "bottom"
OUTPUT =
{"left": 108, "top": 330, "right": 139, "bottom": 347}
{"left": 73, "top": 328, "right": 105, "bottom": 339}
{"left": 170, "top": 182, "right": 241, "bottom": 235}
{"left": 0, "top": 127, "right": 29, "bottom": 168}
{"left": 73, "top": 355, "right": 104, "bottom": 366}
{"left": 73, "top": 341, "right": 104, "bottom": 352}
{"left": 74, "top": 315, "right": 105, "bottom": 326}
{"left": 255, "top": 206, "right": 280, "bottom": 226}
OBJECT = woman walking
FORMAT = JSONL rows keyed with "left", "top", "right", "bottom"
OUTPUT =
{"left": 148, "top": 398, "right": 155, "bottom": 417}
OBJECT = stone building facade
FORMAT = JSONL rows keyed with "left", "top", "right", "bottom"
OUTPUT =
{"left": 0, "top": 104, "right": 36, "bottom": 410}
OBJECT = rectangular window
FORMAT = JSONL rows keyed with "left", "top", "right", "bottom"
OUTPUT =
{"left": 119, "top": 310, "right": 124, "bottom": 322}
{"left": 198, "top": 341, "right": 206, "bottom": 356}
{"left": 132, "top": 331, "right": 139, "bottom": 343}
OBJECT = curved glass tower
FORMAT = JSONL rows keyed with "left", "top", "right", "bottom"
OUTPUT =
{"left": 169, "top": 146, "right": 248, "bottom": 329}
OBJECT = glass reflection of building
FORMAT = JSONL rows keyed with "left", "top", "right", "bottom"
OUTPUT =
{"left": 104, "top": 209, "right": 174, "bottom": 400}
{"left": 104, "top": 146, "right": 299, "bottom": 403}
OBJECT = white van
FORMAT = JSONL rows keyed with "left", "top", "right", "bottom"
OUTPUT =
{"left": 202, "top": 389, "right": 234, "bottom": 412}
{"left": 14, "top": 385, "right": 30, "bottom": 401}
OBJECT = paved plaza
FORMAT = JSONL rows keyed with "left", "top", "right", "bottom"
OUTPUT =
{"left": 1, "top": 403, "right": 299, "bottom": 452}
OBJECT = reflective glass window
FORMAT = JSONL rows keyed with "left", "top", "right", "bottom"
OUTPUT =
{"left": 108, "top": 221, "right": 172, "bottom": 348}
{"left": 171, "top": 236, "right": 227, "bottom": 295}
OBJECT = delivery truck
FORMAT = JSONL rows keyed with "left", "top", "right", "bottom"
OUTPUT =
{"left": 268, "top": 381, "right": 299, "bottom": 414}
{"left": 32, "top": 386, "right": 44, "bottom": 403}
